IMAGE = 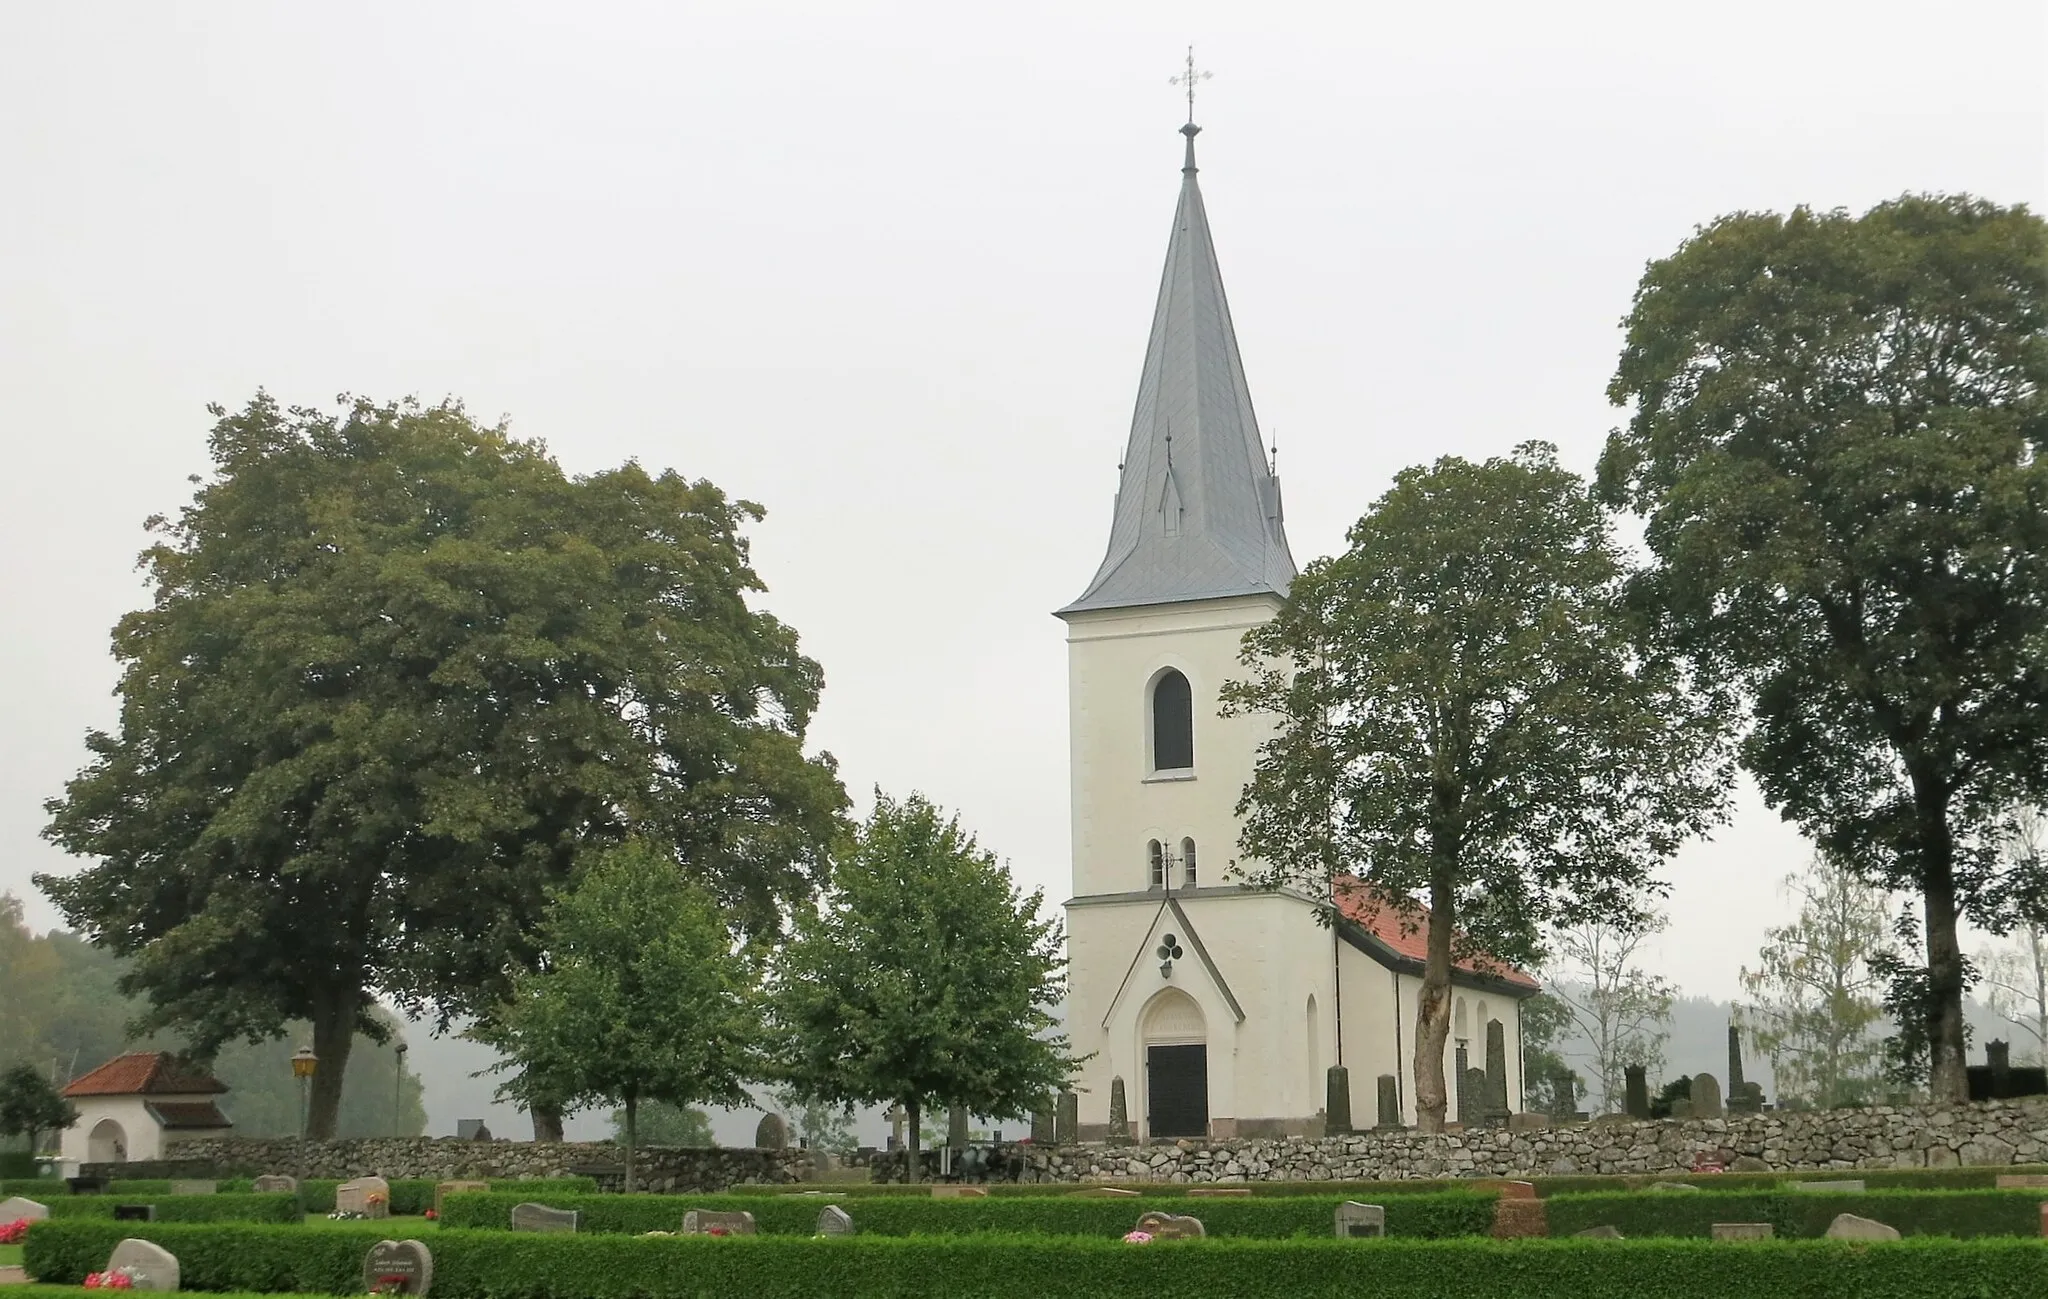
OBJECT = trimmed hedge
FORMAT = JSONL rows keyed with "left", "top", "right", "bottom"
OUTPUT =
{"left": 42, "top": 1194, "right": 300, "bottom": 1225}
{"left": 438, "top": 1188, "right": 1498, "bottom": 1238}
{"left": 1546, "top": 1188, "right": 2048, "bottom": 1238}
{"left": 0, "top": 1178, "right": 594, "bottom": 1215}
{"left": 23, "top": 1220, "right": 2048, "bottom": 1299}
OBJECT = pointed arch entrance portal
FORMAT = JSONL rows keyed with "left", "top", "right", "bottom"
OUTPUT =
{"left": 1141, "top": 988, "right": 1209, "bottom": 1138}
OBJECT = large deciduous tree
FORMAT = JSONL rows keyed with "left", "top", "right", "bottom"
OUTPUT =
{"left": 40, "top": 394, "right": 846, "bottom": 1135}
{"left": 1597, "top": 195, "right": 2048, "bottom": 1101}
{"left": 1223, "top": 443, "right": 1730, "bottom": 1131}
{"left": 491, "top": 841, "right": 758, "bottom": 1190}
{"left": 768, "top": 792, "right": 1071, "bottom": 1179}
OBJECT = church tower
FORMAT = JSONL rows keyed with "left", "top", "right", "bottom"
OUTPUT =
{"left": 1056, "top": 119, "right": 1316, "bottom": 1140}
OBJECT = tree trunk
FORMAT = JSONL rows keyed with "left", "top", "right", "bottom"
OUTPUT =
{"left": 905, "top": 1097, "right": 921, "bottom": 1184}
{"left": 529, "top": 1102, "right": 565, "bottom": 1143}
{"left": 1411, "top": 870, "right": 1457, "bottom": 1133}
{"left": 1913, "top": 782, "right": 1968, "bottom": 1103}
{"left": 623, "top": 1091, "right": 638, "bottom": 1194}
{"left": 306, "top": 989, "right": 359, "bottom": 1140}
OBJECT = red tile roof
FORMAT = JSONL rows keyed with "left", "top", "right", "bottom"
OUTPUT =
{"left": 62, "top": 1052, "right": 229, "bottom": 1098}
{"left": 1334, "top": 879, "right": 1541, "bottom": 991}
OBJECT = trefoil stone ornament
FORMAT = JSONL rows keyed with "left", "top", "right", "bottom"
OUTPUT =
{"left": 1157, "top": 934, "right": 1184, "bottom": 980}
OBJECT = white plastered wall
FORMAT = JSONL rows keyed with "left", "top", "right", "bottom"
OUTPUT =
{"left": 60, "top": 1096, "right": 157, "bottom": 1163}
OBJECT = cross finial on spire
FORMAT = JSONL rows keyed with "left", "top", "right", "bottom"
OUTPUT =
{"left": 1168, "top": 45, "right": 1210, "bottom": 127}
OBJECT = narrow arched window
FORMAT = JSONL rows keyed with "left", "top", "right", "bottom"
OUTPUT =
{"left": 1152, "top": 670, "right": 1194, "bottom": 771}
{"left": 1181, "top": 837, "right": 1198, "bottom": 888}
{"left": 1148, "top": 840, "right": 1165, "bottom": 890}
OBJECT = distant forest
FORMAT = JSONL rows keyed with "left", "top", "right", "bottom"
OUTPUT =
{"left": 2, "top": 893, "right": 425, "bottom": 1144}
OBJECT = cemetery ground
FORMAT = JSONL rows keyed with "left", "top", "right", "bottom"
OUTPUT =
{"left": 7, "top": 1170, "right": 2048, "bottom": 1297}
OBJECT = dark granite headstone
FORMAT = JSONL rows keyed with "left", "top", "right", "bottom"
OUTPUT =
{"left": 1108, "top": 1077, "right": 1130, "bottom": 1143}
{"left": 455, "top": 1119, "right": 492, "bottom": 1141}
{"left": 1056, "top": 1091, "right": 1079, "bottom": 1145}
{"left": 1463, "top": 1067, "right": 1488, "bottom": 1125}
{"left": 362, "top": 1239, "right": 434, "bottom": 1297}
{"left": 66, "top": 1177, "right": 107, "bottom": 1195}
{"left": 1482, "top": 1020, "right": 1511, "bottom": 1124}
{"left": 1623, "top": 1064, "right": 1650, "bottom": 1119}
{"left": 754, "top": 1112, "right": 789, "bottom": 1150}
{"left": 1031, "top": 1106, "right": 1054, "bottom": 1145}
{"left": 112, "top": 1205, "right": 156, "bottom": 1223}
{"left": 1454, "top": 1044, "right": 1475, "bottom": 1125}
{"left": 1691, "top": 1071, "right": 1724, "bottom": 1118}
{"left": 1374, "top": 1073, "right": 1400, "bottom": 1129}
{"left": 947, "top": 1104, "right": 968, "bottom": 1152}
{"left": 1325, "top": 1065, "right": 1351, "bottom": 1134}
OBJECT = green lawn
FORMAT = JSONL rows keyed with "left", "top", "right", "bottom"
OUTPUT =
{"left": 0, "top": 1243, "right": 22, "bottom": 1266}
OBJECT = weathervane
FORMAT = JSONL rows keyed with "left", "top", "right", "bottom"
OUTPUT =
{"left": 1168, "top": 45, "right": 1211, "bottom": 125}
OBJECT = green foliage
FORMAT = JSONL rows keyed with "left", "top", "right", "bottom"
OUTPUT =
{"left": 43, "top": 1193, "right": 300, "bottom": 1224}
{"left": 1545, "top": 916, "right": 1676, "bottom": 1113}
{"left": 1598, "top": 195, "right": 2048, "bottom": 1101}
{"left": 611, "top": 1101, "right": 715, "bottom": 1148}
{"left": 438, "top": 1189, "right": 1496, "bottom": 1237}
{"left": 38, "top": 394, "right": 846, "bottom": 1135}
{"left": 1516, "top": 992, "right": 1581, "bottom": 1114}
{"left": 491, "top": 841, "right": 759, "bottom": 1189}
{"left": 768, "top": 791, "right": 1072, "bottom": 1173}
{"left": 24, "top": 1220, "right": 2048, "bottom": 1299}
{"left": 0, "top": 1066, "right": 75, "bottom": 1155}
{"left": 1544, "top": 1188, "right": 2047, "bottom": 1238}
{"left": 1739, "top": 853, "right": 1892, "bottom": 1107}
{"left": 1223, "top": 442, "right": 1731, "bottom": 1129}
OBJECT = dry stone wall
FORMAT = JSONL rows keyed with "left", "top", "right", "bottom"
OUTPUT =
{"left": 1021, "top": 1097, "right": 2048, "bottom": 1183}
{"left": 153, "top": 1136, "right": 809, "bottom": 1192}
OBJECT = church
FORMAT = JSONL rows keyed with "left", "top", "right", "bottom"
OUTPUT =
{"left": 1058, "top": 118, "right": 1539, "bottom": 1140}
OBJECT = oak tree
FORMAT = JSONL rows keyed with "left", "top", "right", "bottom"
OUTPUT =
{"left": 1599, "top": 195, "right": 2048, "bottom": 1101}
{"left": 1224, "top": 444, "right": 1729, "bottom": 1131}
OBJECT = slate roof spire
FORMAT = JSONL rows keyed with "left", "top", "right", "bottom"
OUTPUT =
{"left": 1061, "top": 120, "right": 1296, "bottom": 616}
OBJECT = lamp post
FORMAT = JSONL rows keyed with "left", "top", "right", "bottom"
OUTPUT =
{"left": 393, "top": 1042, "right": 408, "bottom": 1135}
{"left": 291, "top": 1046, "right": 317, "bottom": 1211}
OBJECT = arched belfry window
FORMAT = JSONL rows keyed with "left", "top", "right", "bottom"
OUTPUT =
{"left": 1181, "top": 837, "right": 1198, "bottom": 888}
{"left": 1152, "top": 670, "right": 1194, "bottom": 771}
{"left": 1148, "top": 840, "right": 1165, "bottom": 890}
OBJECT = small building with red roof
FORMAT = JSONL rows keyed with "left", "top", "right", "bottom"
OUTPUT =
{"left": 58, "top": 1052, "right": 232, "bottom": 1165}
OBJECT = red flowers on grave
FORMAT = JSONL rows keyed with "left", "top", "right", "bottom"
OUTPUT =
{"left": 368, "top": 1273, "right": 412, "bottom": 1295}
{"left": 0, "top": 1219, "right": 29, "bottom": 1246}
{"left": 706, "top": 1226, "right": 730, "bottom": 1237}
{"left": 422, "top": 1210, "right": 438, "bottom": 1221}
{"left": 83, "top": 1271, "right": 136, "bottom": 1289}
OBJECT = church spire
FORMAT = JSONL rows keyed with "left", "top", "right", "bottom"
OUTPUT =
{"left": 1060, "top": 119, "right": 1296, "bottom": 616}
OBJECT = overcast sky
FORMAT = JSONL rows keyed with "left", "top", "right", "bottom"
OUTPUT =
{"left": 4, "top": 0, "right": 2045, "bottom": 1021}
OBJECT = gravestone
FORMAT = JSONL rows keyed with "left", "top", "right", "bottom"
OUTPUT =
{"left": 1824, "top": 1213, "right": 1899, "bottom": 1241}
{"left": 509, "top": 1203, "right": 579, "bottom": 1233}
{"left": 1727, "top": 1026, "right": 1764, "bottom": 1114}
{"left": 816, "top": 1205, "right": 854, "bottom": 1237}
{"left": 67, "top": 1177, "right": 107, "bottom": 1195}
{"left": 1995, "top": 1174, "right": 2048, "bottom": 1189}
{"left": 336, "top": 1176, "right": 391, "bottom": 1219}
{"left": 1068, "top": 1187, "right": 1140, "bottom": 1198}
{"left": 947, "top": 1104, "right": 968, "bottom": 1152}
{"left": 104, "top": 1238, "right": 179, "bottom": 1292}
{"left": 1623, "top": 1065, "right": 1650, "bottom": 1119}
{"left": 361, "top": 1239, "right": 434, "bottom": 1297}
{"left": 1133, "top": 1211, "right": 1205, "bottom": 1240}
{"left": 455, "top": 1120, "right": 492, "bottom": 1141}
{"left": 1462, "top": 1068, "right": 1488, "bottom": 1126}
{"left": 1325, "top": 1065, "right": 1352, "bottom": 1135}
{"left": 1375, "top": 1074, "right": 1400, "bottom": 1129}
{"left": 886, "top": 1106, "right": 906, "bottom": 1153}
{"left": 1187, "top": 1187, "right": 1250, "bottom": 1198}
{"left": 0, "top": 1197, "right": 49, "bottom": 1223}
{"left": 113, "top": 1205, "right": 156, "bottom": 1222}
{"left": 1482, "top": 1020, "right": 1511, "bottom": 1124}
{"left": 434, "top": 1181, "right": 488, "bottom": 1217}
{"left": 1690, "top": 1072, "right": 1724, "bottom": 1118}
{"left": 169, "top": 1181, "right": 215, "bottom": 1197}
{"left": 1669, "top": 1099, "right": 1694, "bottom": 1119}
{"left": 1710, "top": 1223, "right": 1773, "bottom": 1241}
{"left": 250, "top": 1176, "right": 297, "bottom": 1195}
{"left": 754, "top": 1112, "right": 789, "bottom": 1151}
{"left": 930, "top": 1185, "right": 987, "bottom": 1199}
{"left": 1334, "top": 1202, "right": 1385, "bottom": 1238}
{"left": 1056, "top": 1091, "right": 1079, "bottom": 1145}
{"left": 1108, "top": 1078, "right": 1131, "bottom": 1143}
{"left": 1792, "top": 1179, "right": 1866, "bottom": 1194}
{"left": 681, "top": 1208, "right": 757, "bottom": 1236}
{"left": 1575, "top": 1225, "right": 1624, "bottom": 1239}
{"left": 1031, "top": 1107, "right": 1054, "bottom": 1145}
{"left": 1454, "top": 1044, "right": 1475, "bottom": 1125}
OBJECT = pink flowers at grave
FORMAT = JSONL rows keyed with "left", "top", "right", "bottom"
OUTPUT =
{"left": 0, "top": 1219, "right": 29, "bottom": 1246}
{"left": 422, "top": 1210, "right": 437, "bottom": 1221}
{"left": 83, "top": 1270, "right": 138, "bottom": 1290}
{"left": 1122, "top": 1230, "right": 1153, "bottom": 1244}
{"left": 707, "top": 1226, "right": 730, "bottom": 1237}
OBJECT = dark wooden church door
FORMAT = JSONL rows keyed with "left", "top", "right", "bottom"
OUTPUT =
{"left": 1146, "top": 1043, "right": 1209, "bottom": 1137}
